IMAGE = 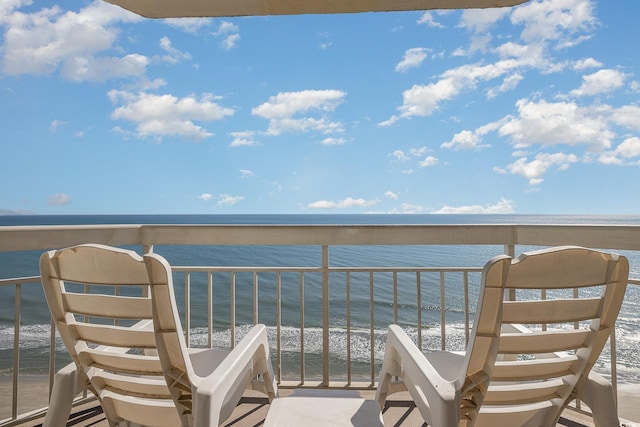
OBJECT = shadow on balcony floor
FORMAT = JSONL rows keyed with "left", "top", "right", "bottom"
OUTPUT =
{"left": 12, "top": 389, "right": 619, "bottom": 427}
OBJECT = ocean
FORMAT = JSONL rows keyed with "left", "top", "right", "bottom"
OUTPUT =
{"left": 1, "top": 214, "right": 639, "bottom": 383}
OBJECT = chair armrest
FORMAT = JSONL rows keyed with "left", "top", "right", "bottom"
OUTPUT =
{"left": 191, "top": 324, "right": 277, "bottom": 427}
{"left": 376, "top": 324, "right": 461, "bottom": 427}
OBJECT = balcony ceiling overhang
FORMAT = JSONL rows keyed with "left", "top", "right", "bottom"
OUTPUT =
{"left": 104, "top": 0, "right": 530, "bottom": 19}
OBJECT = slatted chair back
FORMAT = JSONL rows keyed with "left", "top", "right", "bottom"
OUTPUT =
{"left": 376, "top": 254, "right": 512, "bottom": 426}
{"left": 144, "top": 252, "right": 270, "bottom": 426}
{"left": 477, "top": 246, "right": 629, "bottom": 426}
{"left": 40, "top": 244, "right": 184, "bottom": 427}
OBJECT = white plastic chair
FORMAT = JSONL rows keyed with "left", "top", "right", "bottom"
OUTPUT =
{"left": 144, "top": 251, "right": 277, "bottom": 426}
{"left": 376, "top": 246, "right": 629, "bottom": 427}
{"left": 40, "top": 244, "right": 277, "bottom": 427}
{"left": 376, "top": 253, "right": 511, "bottom": 426}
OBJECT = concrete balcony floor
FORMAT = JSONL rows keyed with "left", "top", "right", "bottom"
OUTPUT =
{"left": 13, "top": 388, "right": 636, "bottom": 427}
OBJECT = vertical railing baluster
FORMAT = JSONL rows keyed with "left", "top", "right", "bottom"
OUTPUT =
{"left": 12, "top": 283, "right": 21, "bottom": 421}
{"left": 417, "top": 272, "right": 422, "bottom": 351}
{"left": 464, "top": 271, "right": 469, "bottom": 345}
{"left": 48, "top": 317, "right": 56, "bottom": 400}
{"left": 440, "top": 272, "right": 446, "bottom": 351}
{"left": 369, "top": 272, "right": 375, "bottom": 385}
{"left": 276, "top": 272, "right": 282, "bottom": 383}
{"left": 299, "top": 272, "right": 305, "bottom": 384}
{"left": 253, "top": 272, "right": 259, "bottom": 324}
{"left": 346, "top": 272, "right": 351, "bottom": 385}
{"left": 208, "top": 272, "right": 213, "bottom": 348}
{"left": 611, "top": 324, "right": 618, "bottom": 408}
{"left": 230, "top": 272, "right": 236, "bottom": 348}
{"left": 505, "top": 244, "right": 516, "bottom": 301}
{"left": 542, "top": 289, "right": 547, "bottom": 332}
{"left": 142, "top": 245, "right": 153, "bottom": 299}
{"left": 322, "top": 245, "right": 329, "bottom": 386}
{"left": 393, "top": 271, "right": 398, "bottom": 325}
{"left": 573, "top": 287, "right": 579, "bottom": 330}
{"left": 184, "top": 272, "right": 190, "bottom": 347}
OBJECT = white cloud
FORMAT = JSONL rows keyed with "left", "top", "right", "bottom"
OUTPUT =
{"left": 308, "top": 197, "right": 379, "bottom": 209}
{"left": 199, "top": 193, "right": 213, "bottom": 201}
{"left": 498, "top": 98, "right": 614, "bottom": 151}
{"left": 383, "top": 0, "right": 600, "bottom": 126}
{"left": 214, "top": 21, "right": 240, "bottom": 50}
{"left": 598, "top": 137, "right": 640, "bottom": 165}
{"left": 443, "top": 119, "right": 507, "bottom": 151}
{"left": 239, "top": 169, "right": 254, "bottom": 178}
{"left": 50, "top": 119, "right": 66, "bottom": 132}
{"left": 162, "top": 17, "right": 212, "bottom": 33}
{"left": 109, "top": 90, "right": 234, "bottom": 141}
{"left": 398, "top": 203, "right": 426, "bottom": 213}
{"left": 378, "top": 203, "right": 426, "bottom": 214}
{"left": 395, "top": 48, "right": 429, "bottom": 72}
{"left": 215, "top": 21, "right": 239, "bottom": 35}
{"left": 573, "top": 57, "right": 603, "bottom": 70}
{"left": 442, "top": 129, "right": 488, "bottom": 151}
{"left": 459, "top": 8, "right": 511, "bottom": 34}
{"left": 385, "top": 191, "right": 398, "bottom": 200}
{"left": 63, "top": 54, "right": 148, "bottom": 82}
{"left": 217, "top": 194, "right": 244, "bottom": 206}
{"left": 1, "top": 1, "right": 145, "bottom": 81}
{"left": 615, "top": 137, "right": 640, "bottom": 158}
{"left": 230, "top": 131, "right": 259, "bottom": 147}
{"left": 417, "top": 12, "right": 445, "bottom": 28}
{"left": 487, "top": 73, "right": 523, "bottom": 99}
{"left": 48, "top": 193, "right": 71, "bottom": 206}
{"left": 432, "top": 198, "right": 514, "bottom": 214}
{"left": 220, "top": 33, "right": 240, "bottom": 50}
{"left": 570, "top": 69, "right": 626, "bottom": 97}
{"left": 419, "top": 156, "right": 439, "bottom": 168}
{"left": 409, "top": 146, "right": 429, "bottom": 157}
{"left": 497, "top": 152, "right": 579, "bottom": 185}
{"left": 390, "top": 150, "right": 409, "bottom": 161}
{"left": 252, "top": 89, "right": 346, "bottom": 136}
{"left": 159, "top": 37, "right": 191, "bottom": 64}
{"left": 382, "top": 59, "right": 522, "bottom": 125}
{"left": 611, "top": 105, "right": 640, "bottom": 131}
{"left": 510, "top": 0, "right": 596, "bottom": 47}
{"left": 321, "top": 137, "right": 346, "bottom": 145}
{"left": 459, "top": 7, "right": 511, "bottom": 51}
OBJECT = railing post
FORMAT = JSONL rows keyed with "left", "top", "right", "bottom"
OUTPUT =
{"left": 504, "top": 244, "right": 516, "bottom": 301}
{"left": 142, "top": 245, "right": 153, "bottom": 298}
{"left": 322, "top": 244, "right": 329, "bottom": 387}
{"left": 185, "top": 272, "right": 191, "bottom": 347}
{"left": 12, "top": 283, "right": 21, "bottom": 420}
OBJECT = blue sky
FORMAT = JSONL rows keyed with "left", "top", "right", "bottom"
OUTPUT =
{"left": 1, "top": 0, "right": 639, "bottom": 215}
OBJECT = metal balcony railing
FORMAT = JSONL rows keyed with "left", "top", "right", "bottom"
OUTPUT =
{"left": 1, "top": 223, "right": 639, "bottom": 425}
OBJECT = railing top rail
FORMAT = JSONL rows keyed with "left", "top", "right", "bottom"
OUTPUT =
{"left": 171, "top": 266, "right": 483, "bottom": 273}
{"left": 0, "top": 276, "right": 41, "bottom": 286}
{"left": 2, "top": 223, "right": 640, "bottom": 252}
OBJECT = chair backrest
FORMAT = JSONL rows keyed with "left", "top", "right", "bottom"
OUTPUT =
{"left": 456, "top": 254, "right": 512, "bottom": 422}
{"left": 143, "top": 252, "right": 197, "bottom": 422}
{"left": 40, "top": 244, "right": 184, "bottom": 427}
{"left": 481, "top": 246, "right": 629, "bottom": 425}
{"left": 144, "top": 252, "right": 279, "bottom": 426}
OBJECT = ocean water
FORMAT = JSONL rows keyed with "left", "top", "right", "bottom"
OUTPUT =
{"left": 1, "top": 214, "right": 639, "bottom": 382}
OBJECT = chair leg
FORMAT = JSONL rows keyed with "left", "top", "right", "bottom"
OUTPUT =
{"left": 574, "top": 372, "right": 621, "bottom": 427}
{"left": 43, "top": 362, "right": 88, "bottom": 427}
